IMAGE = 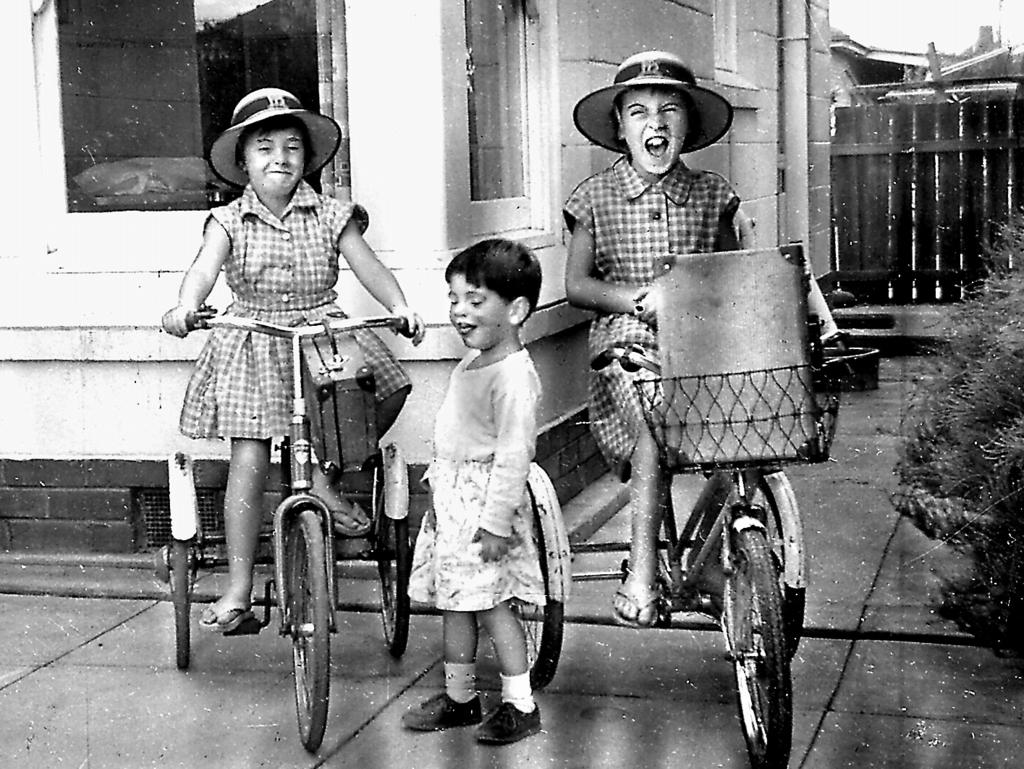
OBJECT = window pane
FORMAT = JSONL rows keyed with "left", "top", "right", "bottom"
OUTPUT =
{"left": 465, "top": 0, "right": 526, "bottom": 202}
{"left": 58, "top": 0, "right": 320, "bottom": 212}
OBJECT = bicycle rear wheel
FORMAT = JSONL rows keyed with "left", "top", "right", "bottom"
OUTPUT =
{"left": 371, "top": 447, "right": 411, "bottom": 658}
{"left": 512, "top": 466, "right": 568, "bottom": 690}
{"left": 166, "top": 541, "right": 194, "bottom": 670}
{"left": 723, "top": 527, "right": 792, "bottom": 769}
{"left": 286, "top": 507, "right": 331, "bottom": 752}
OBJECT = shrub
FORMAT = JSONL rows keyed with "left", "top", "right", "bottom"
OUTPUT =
{"left": 895, "top": 212, "right": 1024, "bottom": 655}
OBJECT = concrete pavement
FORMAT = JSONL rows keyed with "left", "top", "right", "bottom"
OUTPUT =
{"left": 2, "top": 355, "right": 1023, "bottom": 768}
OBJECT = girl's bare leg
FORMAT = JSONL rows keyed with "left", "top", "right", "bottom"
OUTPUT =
{"left": 614, "top": 428, "right": 665, "bottom": 624}
{"left": 478, "top": 602, "right": 528, "bottom": 676}
{"left": 376, "top": 385, "right": 411, "bottom": 437}
{"left": 208, "top": 437, "right": 271, "bottom": 616}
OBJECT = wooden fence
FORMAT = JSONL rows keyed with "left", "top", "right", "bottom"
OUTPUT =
{"left": 830, "top": 98, "right": 1024, "bottom": 303}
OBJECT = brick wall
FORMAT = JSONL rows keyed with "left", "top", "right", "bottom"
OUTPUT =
{"left": 0, "top": 408, "right": 607, "bottom": 554}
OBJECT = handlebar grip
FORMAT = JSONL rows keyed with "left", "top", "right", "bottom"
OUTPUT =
{"left": 183, "top": 306, "right": 216, "bottom": 331}
{"left": 394, "top": 316, "right": 413, "bottom": 338}
{"left": 590, "top": 349, "right": 616, "bottom": 371}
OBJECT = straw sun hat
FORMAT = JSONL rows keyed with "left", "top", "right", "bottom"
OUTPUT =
{"left": 573, "top": 51, "right": 734, "bottom": 154}
{"left": 208, "top": 88, "right": 341, "bottom": 187}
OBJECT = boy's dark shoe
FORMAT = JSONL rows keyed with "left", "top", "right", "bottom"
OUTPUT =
{"left": 476, "top": 702, "right": 542, "bottom": 744}
{"left": 401, "top": 693, "right": 482, "bottom": 731}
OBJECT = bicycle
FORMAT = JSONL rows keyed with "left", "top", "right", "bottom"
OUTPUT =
{"left": 574, "top": 245, "right": 844, "bottom": 769}
{"left": 154, "top": 310, "right": 416, "bottom": 752}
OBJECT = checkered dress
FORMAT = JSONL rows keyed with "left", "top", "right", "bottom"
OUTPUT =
{"left": 179, "top": 183, "right": 411, "bottom": 440}
{"left": 563, "top": 158, "right": 738, "bottom": 465}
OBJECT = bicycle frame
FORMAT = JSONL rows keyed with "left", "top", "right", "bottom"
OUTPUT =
{"left": 582, "top": 343, "right": 811, "bottom": 614}
{"left": 661, "top": 468, "right": 790, "bottom": 614}
{"left": 196, "top": 313, "right": 407, "bottom": 637}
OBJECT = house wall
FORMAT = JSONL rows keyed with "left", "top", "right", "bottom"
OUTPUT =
{"left": 0, "top": 0, "right": 831, "bottom": 553}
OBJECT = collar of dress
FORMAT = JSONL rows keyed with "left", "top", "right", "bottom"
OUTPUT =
{"left": 612, "top": 156, "right": 695, "bottom": 205}
{"left": 239, "top": 181, "right": 320, "bottom": 224}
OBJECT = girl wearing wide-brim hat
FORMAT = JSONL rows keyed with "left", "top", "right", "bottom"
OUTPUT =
{"left": 563, "top": 51, "right": 749, "bottom": 627}
{"left": 162, "top": 87, "right": 426, "bottom": 633}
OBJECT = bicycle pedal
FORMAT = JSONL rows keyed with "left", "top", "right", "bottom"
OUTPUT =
{"left": 222, "top": 615, "right": 263, "bottom": 636}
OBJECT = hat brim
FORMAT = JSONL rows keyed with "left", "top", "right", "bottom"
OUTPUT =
{"left": 208, "top": 109, "right": 341, "bottom": 187}
{"left": 573, "top": 79, "right": 734, "bottom": 154}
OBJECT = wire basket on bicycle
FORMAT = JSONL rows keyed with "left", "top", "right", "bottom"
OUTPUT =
{"left": 635, "top": 245, "right": 842, "bottom": 471}
{"left": 635, "top": 361, "right": 840, "bottom": 469}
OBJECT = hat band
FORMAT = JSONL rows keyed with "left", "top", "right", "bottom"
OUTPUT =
{"left": 615, "top": 59, "right": 695, "bottom": 87}
{"left": 231, "top": 93, "right": 304, "bottom": 126}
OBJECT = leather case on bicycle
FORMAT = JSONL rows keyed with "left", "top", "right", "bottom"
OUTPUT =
{"left": 300, "top": 334, "right": 378, "bottom": 473}
{"left": 641, "top": 245, "right": 825, "bottom": 467}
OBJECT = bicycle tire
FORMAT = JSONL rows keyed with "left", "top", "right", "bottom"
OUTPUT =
{"left": 372, "top": 449, "right": 411, "bottom": 658}
{"left": 286, "top": 507, "right": 331, "bottom": 753}
{"left": 724, "top": 527, "right": 792, "bottom": 769}
{"left": 757, "top": 474, "right": 806, "bottom": 659}
{"left": 514, "top": 471, "right": 566, "bottom": 690}
{"left": 167, "top": 541, "right": 193, "bottom": 671}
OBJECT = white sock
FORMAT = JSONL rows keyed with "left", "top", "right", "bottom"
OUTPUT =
{"left": 444, "top": 662, "right": 477, "bottom": 704}
{"left": 500, "top": 672, "right": 535, "bottom": 713}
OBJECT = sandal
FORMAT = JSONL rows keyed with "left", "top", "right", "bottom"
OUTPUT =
{"left": 613, "top": 582, "right": 661, "bottom": 628}
{"left": 330, "top": 501, "right": 372, "bottom": 537}
{"left": 312, "top": 466, "right": 372, "bottom": 536}
{"left": 199, "top": 603, "right": 254, "bottom": 633}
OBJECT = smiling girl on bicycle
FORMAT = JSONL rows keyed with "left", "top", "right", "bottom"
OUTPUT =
{"left": 161, "top": 87, "right": 425, "bottom": 633}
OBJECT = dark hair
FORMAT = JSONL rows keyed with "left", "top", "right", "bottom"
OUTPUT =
{"left": 235, "top": 114, "right": 312, "bottom": 170}
{"left": 445, "top": 238, "right": 542, "bottom": 315}
{"left": 612, "top": 85, "right": 700, "bottom": 149}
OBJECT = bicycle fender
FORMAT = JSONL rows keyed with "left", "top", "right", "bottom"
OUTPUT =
{"left": 527, "top": 463, "right": 573, "bottom": 602}
{"left": 381, "top": 442, "right": 409, "bottom": 520}
{"left": 272, "top": 493, "right": 337, "bottom": 634}
{"left": 730, "top": 515, "right": 766, "bottom": 535}
{"left": 167, "top": 452, "right": 199, "bottom": 541}
{"left": 763, "top": 472, "right": 806, "bottom": 589}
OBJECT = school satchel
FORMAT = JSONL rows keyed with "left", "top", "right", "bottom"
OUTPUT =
{"left": 299, "top": 332, "right": 379, "bottom": 474}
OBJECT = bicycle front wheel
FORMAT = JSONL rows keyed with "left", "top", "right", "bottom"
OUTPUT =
{"left": 723, "top": 527, "right": 792, "bottom": 769}
{"left": 371, "top": 447, "right": 411, "bottom": 658}
{"left": 286, "top": 507, "right": 331, "bottom": 752}
{"left": 755, "top": 474, "right": 806, "bottom": 658}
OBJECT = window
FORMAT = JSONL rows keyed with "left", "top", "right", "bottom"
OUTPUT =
{"left": 57, "top": 0, "right": 322, "bottom": 212}
{"left": 463, "top": 0, "right": 545, "bottom": 235}
{"left": 714, "top": 0, "right": 738, "bottom": 74}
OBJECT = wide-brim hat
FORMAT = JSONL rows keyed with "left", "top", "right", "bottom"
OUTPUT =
{"left": 573, "top": 51, "right": 734, "bottom": 154}
{"left": 208, "top": 88, "right": 341, "bottom": 187}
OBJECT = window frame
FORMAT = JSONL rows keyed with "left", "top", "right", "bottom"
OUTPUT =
{"left": 714, "top": 0, "right": 739, "bottom": 75}
{"left": 461, "top": 0, "right": 553, "bottom": 239}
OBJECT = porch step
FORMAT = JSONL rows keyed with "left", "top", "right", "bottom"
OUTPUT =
{"left": 833, "top": 305, "right": 951, "bottom": 355}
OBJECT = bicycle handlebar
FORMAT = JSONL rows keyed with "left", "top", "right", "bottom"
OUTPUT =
{"left": 592, "top": 340, "right": 860, "bottom": 378}
{"left": 184, "top": 308, "right": 413, "bottom": 339}
{"left": 590, "top": 344, "right": 661, "bottom": 375}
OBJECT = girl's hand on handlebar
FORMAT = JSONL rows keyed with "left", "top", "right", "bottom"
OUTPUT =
{"left": 632, "top": 285, "right": 660, "bottom": 329}
{"left": 161, "top": 305, "right": 216, "bottom": 337}
{"left": 391, "top": 305, "right": 426, "bottom": 346}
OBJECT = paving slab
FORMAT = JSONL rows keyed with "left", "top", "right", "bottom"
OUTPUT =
{"left": 0, "top": 595, "right": 444, "bottom": 769}
{"left": 861, "top": 516, "right": 974, "bottom": 639}
{"left": 830, "top": 640, "right": 1024, "bottom": 725}
{"left": 804, "top": 710, "right": 1024, "bottom": 769}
